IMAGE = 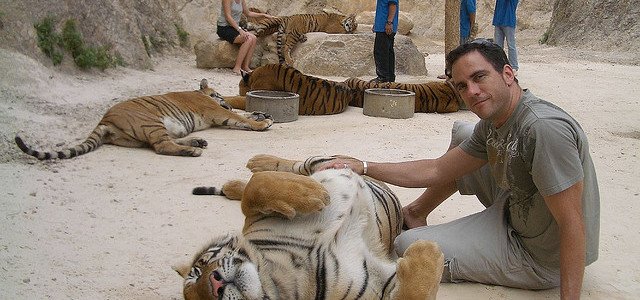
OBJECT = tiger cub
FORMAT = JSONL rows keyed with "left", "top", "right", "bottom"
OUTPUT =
{"left": 15, "top": 80, "right": 273, "bottom": 160}
{"left": 177, "top": 154, "right": 444, "bottom": 300}
{"left": 344, "top": 77, "right": 464, "bottom": 113}
{"left": 250, "top": 11, "right": 358, "bottom": 65}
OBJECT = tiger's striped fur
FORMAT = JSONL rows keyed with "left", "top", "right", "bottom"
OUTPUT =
{"left": 238, "top": 64, "right": 356, "bottom": 115}
{"left": 15, "top": 79, "right": 273, "bottom": 160}
{"left": 250, "top": 12, "right": 357, "bottom": 65}
{"left": 177, "top": 155, "right": 444, "bottom": 300}
{"left": 344, "top": 77, "right": 464, "bottom": 113}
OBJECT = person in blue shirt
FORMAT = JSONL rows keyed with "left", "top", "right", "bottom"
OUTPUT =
{"left": 460, "top": 0, "right": 477, "bottom": 44}
{"left": 493, "top": 0, "right": 519, "bottom": 72}
{"left": 370, "top": 0, "right": 399, "bottom": 83}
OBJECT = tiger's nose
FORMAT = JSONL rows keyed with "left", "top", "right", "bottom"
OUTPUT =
{"left": 210, "top": 271, "right": 224, "bottom": 297}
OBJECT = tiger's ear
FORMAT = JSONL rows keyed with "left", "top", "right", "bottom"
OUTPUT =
{"left": 241, "top": 70, "right": 251, "bottom": 83}
{"left": 172, "top": 264, "right": 191, "bottom": 279}
{"left": 200, "top": 78, "right": 209, "bottom": 90}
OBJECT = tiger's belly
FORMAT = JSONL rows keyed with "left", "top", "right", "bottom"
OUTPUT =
{"left": 162, "top": 115, "right": 208, "bottom": 137}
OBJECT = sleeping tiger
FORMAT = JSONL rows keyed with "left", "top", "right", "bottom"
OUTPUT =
{"left": 344, "top": 77, "right": 463, "bottom": 113}
{"left": 177, "top": 154, "right": 444, "bottom": 299}
{"left": 250, "top": 11, "right": 358, "bottom": 65}
{"left": 14, "top": 79, "right": 273, "bottom": 160}
{"left": 236, "top": 63, "right": 356, "bottom": 115}
{"left": 228, "top": 63, "right": 462, "bottom": 115}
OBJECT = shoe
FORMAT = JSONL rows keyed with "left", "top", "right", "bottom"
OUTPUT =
{"left": 369, "top": 77, "right": 384, "bottom": 83}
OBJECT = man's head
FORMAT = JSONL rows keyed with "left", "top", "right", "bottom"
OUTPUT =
{"left": 445, "top": 39, "right": 519, "bottom": 127}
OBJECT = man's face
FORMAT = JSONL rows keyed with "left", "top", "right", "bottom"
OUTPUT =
{"left": 450, "top": 51, "right": 515, "bottom": 126}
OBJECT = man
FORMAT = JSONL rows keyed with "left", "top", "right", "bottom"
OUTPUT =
{"left": 371, "top": 0, "right": 399, "bottom": 83}
{"left": 493, "top": 0, "right": 519, "bottom": 72}
{"left": 323, "top": 40, "right": 599, "bottom": 299}
{"left": 460, "top": 0, "right": 477, "bottom": 44}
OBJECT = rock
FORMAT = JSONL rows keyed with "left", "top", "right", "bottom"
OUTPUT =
{"left": 355, "top": 11, "right": 415, "bottom": 35}
{"left": 291, "top": 32, "right": 427, "bottom": 77}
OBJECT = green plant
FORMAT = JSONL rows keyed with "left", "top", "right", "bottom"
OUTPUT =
{"left": 141, "top": 35, "right": 151, "bottom": 57}
{"left": 34, "top": 16, "right": 124, "bottom": 70}
{"left": 34, "top": 16, "right": 64, "bottom": 65}
{"left": 62, "top": 19, "right": 84, "bottom": 58}
{"left": 175, "top": 23, "right": 189, "bottom": 47}
{"left": 539, "top": 30, "right": 550, "bottom": 44}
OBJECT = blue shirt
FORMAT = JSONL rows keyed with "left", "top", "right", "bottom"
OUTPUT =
{"left": 493, "top": 0, "right": 518, "bottom": 27}
{"left": 460, "top": 0, "right": 476, "bottom": 38}
{"left": 373, "top": 0, "right": 399, "bottom": 33}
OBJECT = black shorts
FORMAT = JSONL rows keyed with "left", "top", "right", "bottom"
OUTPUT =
{"left": 217, "top": 25, "right": 240, "bottom": 44}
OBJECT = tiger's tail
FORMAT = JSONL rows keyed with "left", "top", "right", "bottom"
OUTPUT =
{"left": 192, "top": 180, "right": 246, "bottom": 200}
{"left": 15, "top": 124, "right": 109, "bottom": 160}
{"left": 192, "top": 186, "right": 225, "bottom": 196}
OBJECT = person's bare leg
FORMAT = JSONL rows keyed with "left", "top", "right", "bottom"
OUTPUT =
{"left": 241, "top": 35, "right": 256, "bottom": 73}
{"left": 233, "top": 35, "right": 251, "bottom": 74}
{"left": 403, "top": 181, "right": 457, "bottom": 228}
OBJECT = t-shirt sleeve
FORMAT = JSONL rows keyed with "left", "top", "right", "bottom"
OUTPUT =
{"left": 459, "top": 121, "right": 488, "bottom": 160}
{"left": 530, "top": 118, "right": 584, "bottom": 197}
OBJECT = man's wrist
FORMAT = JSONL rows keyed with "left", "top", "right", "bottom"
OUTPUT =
{"left": 386, "top": 21, "right": 393, "bottom": 25}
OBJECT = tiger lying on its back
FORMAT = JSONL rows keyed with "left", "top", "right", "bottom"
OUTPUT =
{"left": 15, "top": 80, "right": 273, "bottom": 160}
{"left": 249, "top": 11, "right": 357, "bottom": 65}
{"left": 344, "top": 77, "right": 463, "bottom": 113}
{"left": 177, "top": 154, "right": 444, "bottom": 299}
{"left": 231, "top": 64, "right": 355, "bottom": 115}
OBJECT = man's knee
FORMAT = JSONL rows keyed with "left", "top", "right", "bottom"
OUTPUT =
{"left": 450, "top": 120, "right": 475, "bottom": 149}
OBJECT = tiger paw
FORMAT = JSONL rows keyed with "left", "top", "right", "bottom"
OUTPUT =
{"left": 189, "top": 138, "right": 208, "bottom": 148}
{"left": 247, "top": 111, "right": 272, "bottom": 122}
{"left": 246, "top": 154, "right": 294, "bottom": 173}
{"left": 395, "top": 240, "right": 444, "bottom": 300}
{"left": 242, "top": 171, "right": 329, "bottom": 219}
{"left": 176, "top": 137, "right": 208, "bottom": 148}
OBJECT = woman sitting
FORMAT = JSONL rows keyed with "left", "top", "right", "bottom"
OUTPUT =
{"left": 217, "top": 0, "right": 273, "bottom": 75}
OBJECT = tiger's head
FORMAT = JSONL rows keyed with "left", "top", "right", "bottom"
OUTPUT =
{"left": 341, "top": 13, "right": 358, "bottom": 33}
{"left": 198, "top": 79, "right": 233, "bottom": 110}
{"left": 174, "top": 234, "right": 264, "bottom": 300}
{"left": 320, "top": 12, "right": 358, "bottom": 33}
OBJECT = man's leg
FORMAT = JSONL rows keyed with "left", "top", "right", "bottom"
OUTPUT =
{"left": 386, "top": 32, "right": 396, "bottom": 82}
{"left": 504, "top": 26, "right": 519, "bottom": 70}
{"left": 493, "top": 26, "right": 505, "bottom": 48}
{"left": 373, "top": 32, "right": 385, "bottom": 81}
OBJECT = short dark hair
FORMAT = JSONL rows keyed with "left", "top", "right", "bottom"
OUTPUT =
{"left": 445, "top": 38, "right": 511, "bottom": 79}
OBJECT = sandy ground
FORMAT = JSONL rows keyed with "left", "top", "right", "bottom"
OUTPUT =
{"left": 1, "top": 41, "right": 639, "bottom": 299}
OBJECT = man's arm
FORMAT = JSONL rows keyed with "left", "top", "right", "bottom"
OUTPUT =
{"left": 544, "top": 181, "right": 586, "bottom": 300}
{"left": 385, "top": 3, "right": 397, "bottom": 35}
{"left": 321, "top": 146, "right": 486, "bottom": 188}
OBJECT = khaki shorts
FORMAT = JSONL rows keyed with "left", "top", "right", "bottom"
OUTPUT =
{"left": 394, "top": 120, "right": 560, "bottom": 290}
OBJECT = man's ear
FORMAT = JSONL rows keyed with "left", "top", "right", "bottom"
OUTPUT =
{"left": 502, "top": 65, "right": 517, "bottom": 85}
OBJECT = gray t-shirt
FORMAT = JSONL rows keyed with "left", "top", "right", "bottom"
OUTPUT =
{"left": 217, "top": 0, "right": 243, "bottom": 27}
{"left": 459, "top": 90, "right": 600, "bottom": 268}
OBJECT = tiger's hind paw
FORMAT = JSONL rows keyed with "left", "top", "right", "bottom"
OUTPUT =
{"left": 176, "top": 137, "right": 208, "bottom": 148}
{"left": 395, "top": 240, "right": 444, "bottom": 300}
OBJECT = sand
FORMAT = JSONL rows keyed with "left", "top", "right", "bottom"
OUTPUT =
{"left": 1, "top": 42, "right": 639, "bottom": 299}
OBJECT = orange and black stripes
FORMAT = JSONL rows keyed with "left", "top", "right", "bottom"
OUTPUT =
{"left": 240, "top": 64, "right": 355, "bottom": 115}
{"left": 344, "top": 77, "right": 463, "bottom": 113}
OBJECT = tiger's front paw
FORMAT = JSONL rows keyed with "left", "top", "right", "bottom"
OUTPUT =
{"left": 246, "top": 154, "right": 290, "bottom": 173}
{"left": 395, "top": 240, "right": 444, "bottom": 300}
{"left": 247, "top": 111, "right": 272, "bottom": 121}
